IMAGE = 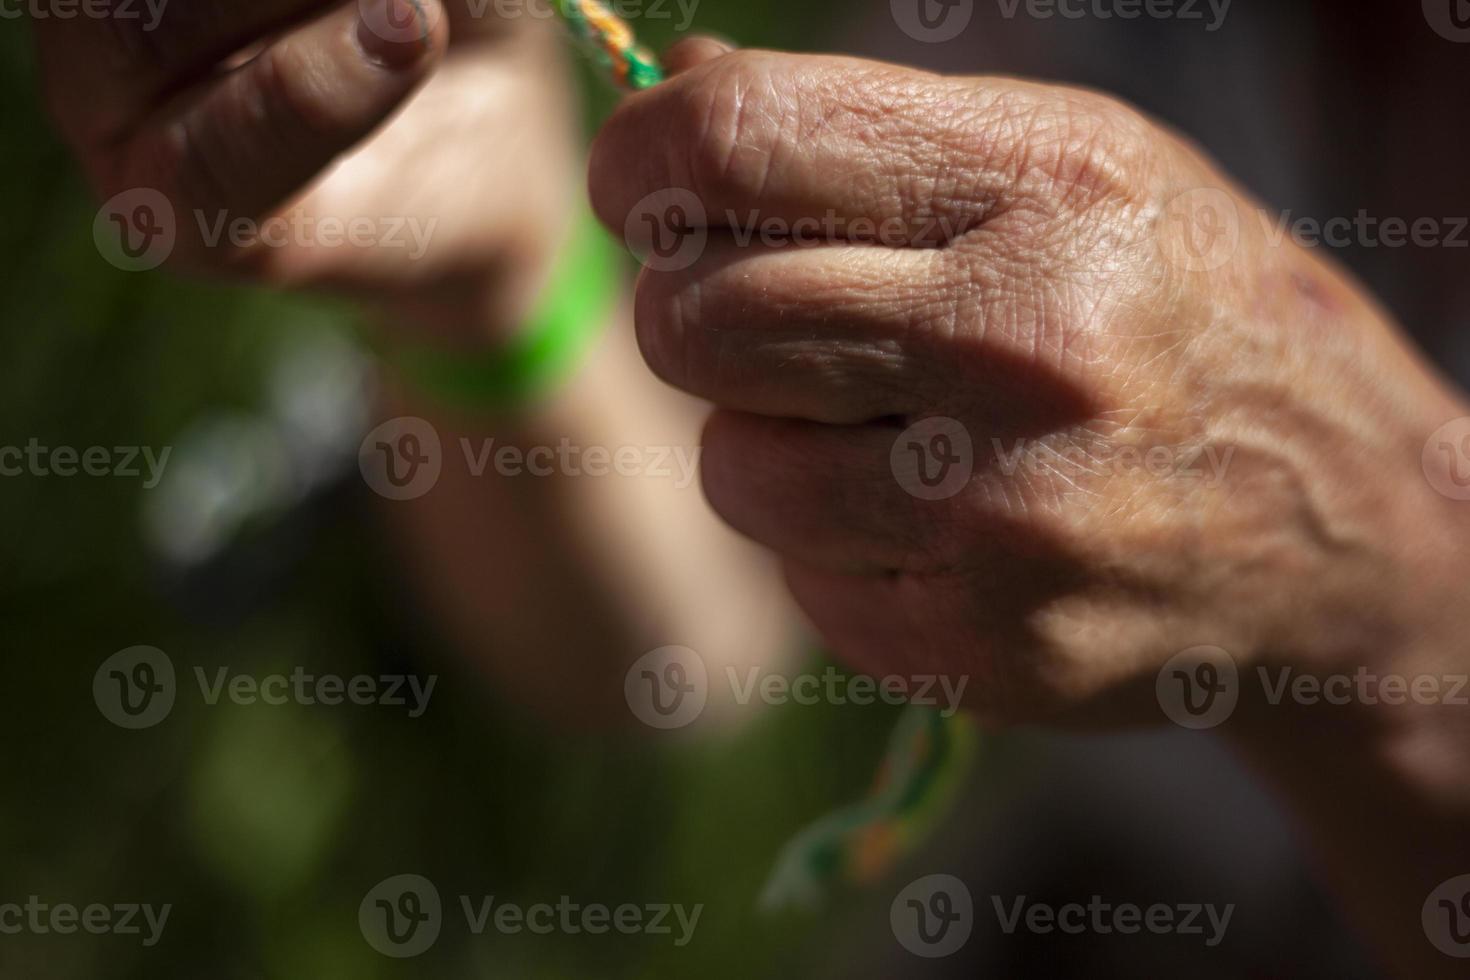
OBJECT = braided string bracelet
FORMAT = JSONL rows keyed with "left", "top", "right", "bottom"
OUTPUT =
{"left": 552, "top": 0, "right": 665, "bottom": 90}
{"left": 551, "top": 6, "right": 977, "bottom": 909}
{"left": 377, "top": 1, "right": 657, "bottom": 408}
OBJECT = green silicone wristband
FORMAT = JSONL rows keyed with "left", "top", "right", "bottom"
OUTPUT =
{"left": 387, "top": 207, "right": 619, "bottom": 411}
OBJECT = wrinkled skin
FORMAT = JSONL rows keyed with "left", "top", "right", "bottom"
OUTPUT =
{"left": 589, "top": 49, "right": 1470, "bottom": 731}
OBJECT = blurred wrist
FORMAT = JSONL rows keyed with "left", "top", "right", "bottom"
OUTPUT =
{"left": 374, "top": 200, "right": 622, "bottom": 412}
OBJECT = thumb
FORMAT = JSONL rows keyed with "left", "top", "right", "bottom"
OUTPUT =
{"left": 661, "top": 35, "right": 736, "bottom": 76}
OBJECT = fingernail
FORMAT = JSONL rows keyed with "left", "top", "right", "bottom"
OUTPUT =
{"left": 357, "top": 0, "right": 435, "bottom": 67}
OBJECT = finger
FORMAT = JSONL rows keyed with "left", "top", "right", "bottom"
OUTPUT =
{"left": 37, "top": 0, "right": 414, "bottom": 145}
{"left": 590, "top": 50, "right": 1037, "bottom": 248}
{"left": 701, "top": 410, "right": 985, "bottom": 573}
{"left": 634, "top": 236, "right": 959, "bottom": 423}
{"left": 661, "top": 35, "right": 734, "bottom": 76}
{"left": 783, "top": 555, "right": 1123, "bottom": 724}
{"left": 111, "top": 0, "right": 446, "bottom": 260}
{"left": 781, "top": 559, "right": 985, "bottom": 702}
{"left": 782, "top": 560, "right": 927, "bottom": 667}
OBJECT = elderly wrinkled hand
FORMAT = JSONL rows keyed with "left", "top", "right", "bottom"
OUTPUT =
{"left": 589, "top": 48, "right": 1470, "bottom": 727}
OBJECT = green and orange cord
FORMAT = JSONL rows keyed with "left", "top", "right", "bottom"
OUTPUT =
{"left": 553, "top": 0, "right": 665, "bottom": 90}
{"left": 759, "top": 707, "right": 977, "bottom": 912}
{"left": 549, "top": 1, "right": 976, "bottom": 907}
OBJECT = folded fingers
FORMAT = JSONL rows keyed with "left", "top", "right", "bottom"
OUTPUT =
{"left": 635, "top": 236, "right": 983, "bottom": 423}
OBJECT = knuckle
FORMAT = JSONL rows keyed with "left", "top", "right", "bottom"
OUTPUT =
{"left": 999, "top": 89, "right": 1159, "bottom": 213}
{"left": 679, "top": 51, "right": 782, "bottom": 209}
{"left": 152, "top": 111, "right": 234, "bottom": 208}
{"left": 698, "top": 412, "right": 758, "bottom": 504}
{"left": 252, "top": 45, "right": 354, "bottom": 140}
{"left": 698, "top": 414, "right": 783, "bottom": 531}
{"left": 585, "top": 120, "right": 625, "bottom": 227}
{"left": 632, "top": 269, "right": 699, "bottom": 392}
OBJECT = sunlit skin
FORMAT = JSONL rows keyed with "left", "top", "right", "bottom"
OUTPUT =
{"left": 28, "top": 3, "right": 1470, "bottom": 973}
{"left": 587, "top": 47, "right": 1470, "bottom": 976}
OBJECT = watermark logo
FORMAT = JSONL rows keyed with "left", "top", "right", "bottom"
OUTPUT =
{"left": 625, "top": 653, "right": 971, "bottom": 728}
{"left": 1158, "top": 187, "right": 1240, "bottom": 272}
{"left": 995, "top": 0, "right": 1231, "bottom": 31}
{"left": 624, "top": 646, "right": 709, "bottom": 729}
{"left": 360, "top": 874, "right": 443, "bottom": 958}
{"left": 360, "top": 419, "right": 702, "bottom": 500}
{"left": 624, "top": 188, "right": 709, "bottom": 273}
{"left": 892, "top": 874, "right": 974, "bottom": 957}
{"left": 194, "top": 666, "right": 437, "bottom": 716}
{"left": 460, "top": 437, "right": 701, "bottom": 488}
{"left": 1423, "top": 418, "right": 1470, "bottom": 501}
{"left": 94, "top": 648, "right": 438, "bottom": 727}
{"left": 1258, "top": 666, "right": 1467, "bottom": 708}
{"left": 1423, "top": 875, "right": 1470, "bottom": 957}
{"left": 358, "top": 0, "right": 440, "bottom": 44}
{"left": 461, "top": 895, "right": 702, "bottom": 945}
{"left": 94, "top": 191, "right": 439, "bottom": 268}
{"left": 892, "top": 0, "right": 974, "bottom": 42}
{"left": 94, "top": 188, "right": 176, "bottom": 272}
{"left": 359, "top": 877, "right": 702, "bottom": 955}
{"left": 1425, "top": 0, "right": 1470, "bottom": 42}
{"left": 193, "top": 209, "right": 438, "bottom": 258}
{"left": 892, "top": 417, "right": 973, "bottom": 500}
{"left": 93, "top": 646, "right": 176, "bottom": 730}
{"left": 991, "top": 437, "right": 1235, "bottom": 488}
{"left": 359, "top": 417, "right": 443, "bottom": 501}
{"left": 458, "top": 0, "right": 700, "bottom": 28}
{"left": 992, "top": 895, "right": 1233, "bottom": 946}
{"left": 1156, "top": 645, "right": 1238, "bottom": 729}
{"left": 729, "top": 665, "right": 969, "bottom": 717}
{"left": 1263, "top": 210, "right": 1468, "bottom": 250}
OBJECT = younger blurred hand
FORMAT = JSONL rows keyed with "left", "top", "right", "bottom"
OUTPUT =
{"left": 36, "top": 0, "right": 580, "bottom": 341}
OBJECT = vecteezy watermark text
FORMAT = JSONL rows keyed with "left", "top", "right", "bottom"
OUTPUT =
{"left": 357, "top": 0, "right": 699, "bottom": 43}
{"left": 358, "top": 875, "right": 701, "bottom": 958}
{"left": 625, "top": 192, "right": 979, "bottom": 273}
{"left": 887, "top": 875, "right": 1234, "bottom": 957}
{"left": 460, "top": 896, "right": 700, "bottom": 947}
{"left": 93, "top": 646, "right": 437, "bottom": 729}
{"left": 1157, "top": 646, "right": 1470, "bottom": 729}
{"left": 94, "top": 189, "right": 439, "bottom": 272}
{"left": 462, "top": 0, "right": 698, "bottom": 28}
{"left": 0, "top": 897, "right": 170, "bottom": 947}
{"left": 991, "top": 437, "right": 1236, "bottom": 487}
{"left": 994, "top": 0, "right": 1231, "bottom": 31}
{"left": 359, "top": 417, "right": 702, "bottom": 501}
{"left": 624, "top": 646, "right": 969, "bottom": 729}
{"left": 890, "top": 875, "right": 1233, "bottom": 957}
{"left": 193, "top": 211, "right": 437, "bottom": 260}
{"left": 0, "top": 0, "right": 168, "bottom": 30}
{"left": 1160, "top": 190, "right": 1470, "bottom": 274}
{"left": 194, "top": 666, "right": 436, "bottom": 717}
{"left": 991, "top": 894, "right": 1233, "bottom": 947}
{"left": 1264, "top": 210, "right": 1469, "bottom": 250}
{"left": 1258, "top": 666, "right": 1469, "bottom": 708}
{"left": 727, "top": 665, "right": 969, "bottom": 716}
{"left": 0, "top": 440, "right": 170, "bottom": 488}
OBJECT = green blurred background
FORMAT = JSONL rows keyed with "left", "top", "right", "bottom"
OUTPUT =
{"left": 0, "top": 5, "right": 976, "bottom": 978}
